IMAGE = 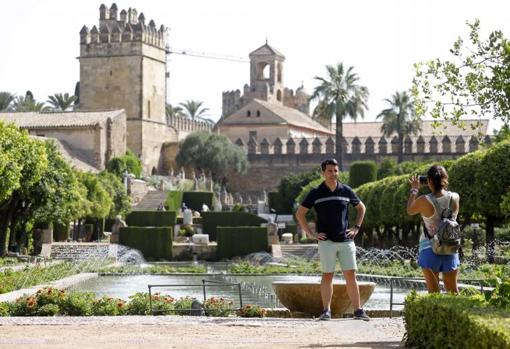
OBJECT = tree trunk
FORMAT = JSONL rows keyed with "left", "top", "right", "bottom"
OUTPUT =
{"left": 398, "top": 132, "right": 404, "bottom": 163}
{"left": 335, "top": 110, "right": 344, "bottom": 171}
{"left": 486, "top": 216, "right": 495, "bottom": 263}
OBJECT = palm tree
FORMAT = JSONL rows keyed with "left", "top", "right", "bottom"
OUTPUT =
{"left": 12, "top": 95, "right": 49, "bottom": 112}
{"left": 165, "top": 103, "right": 184, "bottom": 121}
{"left": 377, "top": 91, "right": 421, "bottom": 163}
{"left": 47, "top": 93, "right": 77, "bottom": 111}
{"left": 310, "top": 63, "right": 369, "bottom": 170}
{"left": 0, "top": 92, "right": 15, "bottom": 111}
{"left": 179, "top": 100, "right": 209, "bottom": 120}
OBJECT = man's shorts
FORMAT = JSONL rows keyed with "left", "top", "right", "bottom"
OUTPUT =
{"left": 318, "top": 240, "right": 357, "bottom": 273}
{"left": 418, "top": 248, "right": 460, "bottom": 273}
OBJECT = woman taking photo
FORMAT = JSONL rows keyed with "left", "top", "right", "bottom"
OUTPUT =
{"left": 406, "top": 165, "right": 460, "bottom": 293}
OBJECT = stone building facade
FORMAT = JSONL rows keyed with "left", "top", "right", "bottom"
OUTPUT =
{"left": 0, "top": 110, "right": 127, "bottom": 171}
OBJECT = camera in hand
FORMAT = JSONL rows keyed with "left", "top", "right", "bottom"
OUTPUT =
{"left": 419, "top": 176, "right": 428, "bottom": 184}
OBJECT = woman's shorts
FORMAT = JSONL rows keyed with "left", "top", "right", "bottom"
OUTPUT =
{"left": 318, "top": 240, "right": 357, "bottom": 272}
{"left": 418, "top": 248, "right": 460, "bottom": 273}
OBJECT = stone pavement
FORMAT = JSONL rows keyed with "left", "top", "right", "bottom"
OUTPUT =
{"left": 0, "top": 316, "right": 405, "bottom": 349}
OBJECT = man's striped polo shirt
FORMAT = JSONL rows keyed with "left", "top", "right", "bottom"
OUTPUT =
{"left": 300, "top": 181, "right": 361, "bottom": 242}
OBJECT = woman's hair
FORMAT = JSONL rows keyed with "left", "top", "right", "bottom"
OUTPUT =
{"left": 427, "top": 165, "right": 448, "bottom": 193}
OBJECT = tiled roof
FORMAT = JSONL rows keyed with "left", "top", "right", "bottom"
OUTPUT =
{"left": 31, "top": 136, "right": 99, "bottom": 173}
{"left": 0, "top": 110, "right": 125, "bottom": 129}
{"left": 249, "top": 43, "right": 285, "bottom": 59}
{"left": 338, "top": 119, "right": 489, "bottom": 138}
{"left": 219, "top": 99, "right": 333, "bottom": 135}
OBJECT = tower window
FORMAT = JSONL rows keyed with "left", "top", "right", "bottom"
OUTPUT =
{"left": 247, "top": 110, "right": 251, "bottom": 117}
{"left": 110, "top": 70, "right": 113, "bottom": 76}
{"left": 148, "top": 101, "right": 151, "bottom": 119}
{"left": 256, "top": 110, "right": 261, "bottom": 117}
{"left": 277, "top": 90, "right": 282, "bottom": 101}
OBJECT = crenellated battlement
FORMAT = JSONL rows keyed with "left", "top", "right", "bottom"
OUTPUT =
{"left": 80, "top": 3, "right": 167, "bottom": 57}
{"left": 234, "top": 134, "right": 492, "bottom": 156}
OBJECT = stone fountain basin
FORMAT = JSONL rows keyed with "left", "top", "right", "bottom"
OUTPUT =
{"left": 272, "top": 281, "right": 376, "bottom": 316}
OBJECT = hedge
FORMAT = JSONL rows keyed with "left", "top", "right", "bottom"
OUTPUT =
{"left": 216, "top": 226, "right": 268, "bottom": 259}
{"left": 202, "top": 212, "right": 268, "bottom": 241}
{"left": 404, "top": 292, "right": 510, "bottom": 348}
{"left": 119, "top": 226, "right": 173, "bottom": 260}
{"left": 53, "top": 222, "right": 69, "bottom": 242}
{"left": 348, "top": 160, "right": 377, "bottom": 188}
{"left": 165, "top": 191, "right": 213, "bottom": 212}
{"left": 125, "top": 211, "right": 176, "bottom": 227}
{"left": 165, "top": 191, "right": 184, "bottom": 211}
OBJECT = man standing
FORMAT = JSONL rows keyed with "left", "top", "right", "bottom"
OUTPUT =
{"left": 295, "top": 158, "right": 369, "bottom": 321}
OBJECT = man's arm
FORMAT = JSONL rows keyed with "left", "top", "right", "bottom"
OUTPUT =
{"left": 346, "top": 201, "right": 366, "bottom": 238}
{"left": 295, "top": 205, "right": 315, "bottom": 239}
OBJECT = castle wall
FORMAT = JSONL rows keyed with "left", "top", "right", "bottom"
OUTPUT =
{"left": 226, "top": 135, "right": 487, "bottom": 193}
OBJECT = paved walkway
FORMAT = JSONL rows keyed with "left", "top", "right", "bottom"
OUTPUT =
{"left": 0, "top": 316, "right": 405, "bottom": 349}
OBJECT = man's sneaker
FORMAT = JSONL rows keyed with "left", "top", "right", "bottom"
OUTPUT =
{"left": 353, "top": 308, "right": 370, "bottom": 321}
{"left": 318, "top": 310, "right": 331, "bottom": 321}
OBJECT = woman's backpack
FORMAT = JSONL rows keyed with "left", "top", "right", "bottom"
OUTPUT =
{"left": 427, "top": 193, "right": 462, "bottom": 255}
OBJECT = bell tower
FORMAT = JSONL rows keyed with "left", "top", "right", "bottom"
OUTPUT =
{"left": 247, "top": 41, "right": 285, "bottom": 104}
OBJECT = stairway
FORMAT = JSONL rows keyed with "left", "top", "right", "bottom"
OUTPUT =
{"left": 132, "top": 190, "right": 169, "bottom": 211}
{"left": 278, "top": 244, "right": 319, "bottom": 260}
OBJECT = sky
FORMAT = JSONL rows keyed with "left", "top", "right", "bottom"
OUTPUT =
{"left": 1, "top": 0, "right": 509, "bottom": 132}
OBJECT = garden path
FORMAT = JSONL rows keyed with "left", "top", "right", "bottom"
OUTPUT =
{"left": 0, "top": 316, "right": 405, "bottom": 349}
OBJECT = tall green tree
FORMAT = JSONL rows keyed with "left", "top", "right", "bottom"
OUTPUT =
{"left": 377, "top": 91, "right": 421, "bottom": 163}
{"left": 47, "top": 93, "right": 77, "bottom": 111}
{"left": 176, "top": 131, "right": 247, "bottom": 185}
{"left": 0, "top": 92, "right": 15, "bottom": 111}
{"left": 310, "top": 63, "right": 369, "bottom": 170}
{"left": 413, "top": 19, "right": 510, "bottom": 128}
{"left": 179, "top": 100, "right": 209, "bottom": 120}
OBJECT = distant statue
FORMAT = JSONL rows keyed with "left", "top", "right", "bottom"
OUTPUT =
{"left": 181, "top": 167, "right": 185, "bottom": 180}
{"left": 213, "top": 194, "right": 222, "bottom": 212}
{"left": 111, "top": 215, "right": 127, "bottom": 244}
{"left": 262, "top": 188, "right": 268, "bottom": 203}
{"left": 157, "top": 202, "right": 166, "bottom": 211}
{"left": 202, "top": 203, "right": 209, "bottom": 212}
{"left": 193, "top": 176, "right": 199, "bottom": 191}
{"left": 183, "top": 207, "right": 193, "bottom": 225}
{"left": 169, "top": 166, "right": 174, "bottom": 177}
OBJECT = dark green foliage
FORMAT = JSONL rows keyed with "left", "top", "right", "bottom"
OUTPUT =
{"left": 285, "top": 223, "right": 297, "bottom": 235}
{"left": 125, "top": 211, "right": 176, "bottom": 227}
{"left": 275, "top": 171, "right": 322, "bottom": 213}
{"left": 404, "top": 292, "right": 510, "bottom": 348}
{"left": 176, "top": 132, "right": 248, "bottom": 182}
{"left": 268, "top": 191, "right": 287, "bottom": 214}
{"left": 105, "top": 149, "right": 142, "bottom": 178}
{"left": 348, "top": 160, "right": 377, "bottom": 188}
{"left": 377, "top": 157, "right": 397, "bottom": 179}
{"left": 165, "top": 191, "right": 184, "bottom": 211}
{"left": 119, "top": 227, "right": 173, "bottom": 260}
{"left": 182, "top": 192, "right": 213, "bottom": 212}
{"left": 53, "top": 222, "right": 69, "bottom": 242}
{"left": 202, "top": 212, "right": 267, "bottom": 241}
{"left": 216, "top": 226, "right": 268, "bottom": 259}
{"left": 98, "top": 171, "right": 131, "bottom": 219}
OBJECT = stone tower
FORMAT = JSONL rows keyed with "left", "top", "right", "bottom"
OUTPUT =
{"left": 245, "top": 42, "right": 286, "bottom": 104}
{"left": 221, "top": 42, "right": 310, "bottom": 117}
{"left": 78, "top": 3, "right": 174, "bottom": 173}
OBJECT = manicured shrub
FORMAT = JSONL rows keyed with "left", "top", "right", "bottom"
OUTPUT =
{"left": 125, "top": 210, "right": 176, "bottom": 227}
{"left": 182, "top": 192, "right": 213, "bottom": 212}
{"left": 119, "top": 227, "right": 173, "bottom": 260}
{"left": 165, "top": 191, "right": 184, "bottom": 211}
{"left": 404, "top": 291, "right": 510, "bottom": 348}
{"left": 348, "top": 160, "right": 377, "bottom": 188}
{"left": 202, "top": 212, "right": 267, "bottom": 241}
{"left": 216, "top": 226, "right": 268, "bottom": 259}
